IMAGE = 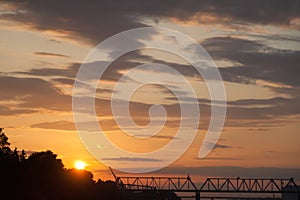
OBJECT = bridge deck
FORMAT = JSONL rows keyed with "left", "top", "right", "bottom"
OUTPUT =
{"left": 116, "top": 176, "right": 299, "bottom": 193}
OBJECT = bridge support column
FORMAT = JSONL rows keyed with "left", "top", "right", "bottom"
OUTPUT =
{"left": 195, "top": 191, "right": 200, "bottom": 200}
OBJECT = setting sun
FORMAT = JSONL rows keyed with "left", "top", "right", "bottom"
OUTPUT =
{"left": 74, "top": 160, "right": 86, "bottom": 170}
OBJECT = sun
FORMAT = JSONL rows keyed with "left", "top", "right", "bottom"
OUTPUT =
{"left": 74, "top": 160, "right": 86, "bottom": 170}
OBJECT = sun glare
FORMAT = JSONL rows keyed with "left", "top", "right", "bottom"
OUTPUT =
{"left": 74, "top": 160, "right": 86, "bottom": 170}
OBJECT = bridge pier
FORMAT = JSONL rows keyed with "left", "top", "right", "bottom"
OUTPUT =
{"left": 195, "top": 191, "right": 200, "bottom": 200}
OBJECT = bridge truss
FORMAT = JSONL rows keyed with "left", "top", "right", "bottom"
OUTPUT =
{"left": 110, "top": 169, "right": 299, "bottom": 199}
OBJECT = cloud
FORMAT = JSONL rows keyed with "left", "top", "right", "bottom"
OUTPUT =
{"left": 0, "top": 75, "right": 72, "bottom": 114}
{"left": 52, "top": 78, "right": 74, "bottom": 85}
{"left": 203, "top": 36, "right": 300, "bottom": 87}
{"left": 5, "top": 35, "right": 300, "bottom": 126}
{"left": 0, "top": 0, "right": 149, "bottom": 45}
{"left": 19, "top": 59, "right": 144, "bottom": 82}
{"left": 227, "top": 97, "right": 289, "bottom": 106}
{"left": 166, "top": 95, "right": 300, "bottom": 127}
{"left": 31, "top": 121, "right": 76, "bottom": 131}
{"left": 18, "top": 63, "right": 80, "bottom": 78}
{"left": 0, "top": 105, "right": 37, "bottom": 115}
{"left": 21, "top": 37, "right": 299, "bottom": 93}
{"left": 1, "top": 0, "right": 299, "bottom": 46}
{"left": 102, "top": 157, "right": 162, "bottom": 162}
{"left": 34, "top": 51, "right": 70, "bottom": 58}
{"left": 213, "top": 143, "right": 231, "bottom": 149}
{"left": 197, "top": 157, "right": 240, "bottom": 161}
{"left": 248, "top": 128, "right": 271, "bottom": 132}
{"left": 6, "top": 63, "right": 300, "bottom": 128}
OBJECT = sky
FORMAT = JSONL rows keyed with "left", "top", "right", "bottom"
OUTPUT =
{"left": 0, "top": 0, "right": 300, "bottom": 181}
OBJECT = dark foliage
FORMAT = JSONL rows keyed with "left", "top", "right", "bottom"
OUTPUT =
{"left": 0, "top": 128, "right": 126, "bottom": 200}
{"left": 0, "top": 128, "right": 180, "bottom": 200}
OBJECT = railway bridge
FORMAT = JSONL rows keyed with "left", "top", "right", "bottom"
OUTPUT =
{"left": 110, "top": 168, "right": 300, "bottom": 200}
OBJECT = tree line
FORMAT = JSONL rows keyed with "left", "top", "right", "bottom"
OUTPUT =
{"left": 0, "top": 128, "right": 180, "bottom": 200}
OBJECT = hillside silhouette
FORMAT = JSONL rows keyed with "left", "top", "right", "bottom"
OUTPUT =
{"left": 0, "top": 128, "right": 180, "bottom": 200}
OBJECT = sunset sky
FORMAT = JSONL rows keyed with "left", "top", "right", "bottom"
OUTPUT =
{"left": 1, "top": 0, "right": 300, "bottom": 181}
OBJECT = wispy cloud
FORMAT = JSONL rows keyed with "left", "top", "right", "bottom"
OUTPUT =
{"left": 34, "top": 51, "right": 70, "bottom": 58}
{"left": 31, "top": 121, "right": 76, "bottom": 131}
{"left": 102, "top": 157, "right": 162, "bottom": 162}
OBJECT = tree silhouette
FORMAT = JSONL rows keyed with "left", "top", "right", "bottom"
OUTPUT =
{"left": 0, "top": 128, "right": 181, "bottom": 200}
{"left": 0, "top": 128, "right": 12, "bottom": 159}
{"left": 0, "top": 129, "right": 127, "bottom": 199}
{"left": 0, "top": 128, "right": 10, "bottom": 147}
